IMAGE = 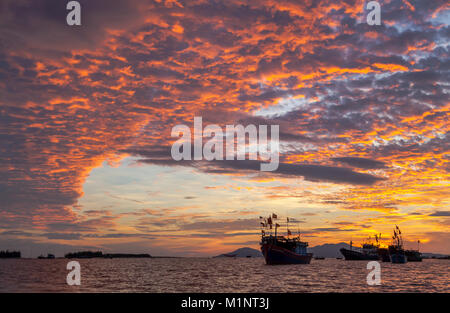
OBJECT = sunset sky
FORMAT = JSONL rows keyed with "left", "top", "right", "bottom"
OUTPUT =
{"left": 0, "top": 0, "right": 449, "bottom": 257}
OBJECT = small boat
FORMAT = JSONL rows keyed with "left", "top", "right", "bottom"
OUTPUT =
{"left": 405, "top": 240, "right": 422, "bottom": 262}
{"left": 260, "top": 214, "right": 313, "bottom": 265}
{"left": 341, "top": 234, "right": 393, "bottom": 261}
{"left": 38, "top": 254, "right": 55, "bottom": 259}
{"left": 405, "top": 250, "right": 422, "bottom": 262}
{"left": 340, "top": 239, "right": 380, "bottom": 260}
{"left": 314, "top": 256, "right": 325, "bottom": 260}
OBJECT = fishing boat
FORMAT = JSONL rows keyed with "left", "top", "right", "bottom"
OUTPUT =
{"left": 340, "top": 233, "right": 392, "bottom": 261}
{"left": 405, "top": 240, "right": 422, "bottom": 262}
{"left": 405, "top": 250, "right": 422, "bottom": 262}
{"left": 38, "top": 254, "right": 55, "bottom": 259}
{"left": 389, "top": 226, "right": 407, "bottom": 264}
{"left": 340, "top": 237, "right": 380, "bottom": 260}
{"left": 259, "top": 214, "right": 313, "bottom": 265}
{"left": 377, "top": 247, "right": 391, "bottom": 262}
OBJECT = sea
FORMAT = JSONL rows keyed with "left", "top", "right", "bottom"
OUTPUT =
{"left": 0, "top": 258, "right": 448, "bottom": 292}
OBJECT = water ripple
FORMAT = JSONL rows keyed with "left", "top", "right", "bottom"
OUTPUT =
{"left": 0, "top": 258, "right": 448, "bottom": 292}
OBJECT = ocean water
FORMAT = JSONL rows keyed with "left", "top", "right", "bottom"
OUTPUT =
{"left": 0, "top": 258, "right": 448, "bottom": 292}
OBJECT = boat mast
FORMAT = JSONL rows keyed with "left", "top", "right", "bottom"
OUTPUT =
{"left": 286, "top": 217, "right": 289, "bottom": 238}
{"left": 272, "top": 213, "right": 278, "bottom": 238}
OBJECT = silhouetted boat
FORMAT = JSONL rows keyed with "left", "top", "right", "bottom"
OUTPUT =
{"left": 38, "top": 254, "right": 55, "bottom": 259}
{"left": 260, "top": 214, "right": 313, "bottom": 265}
{"left": 405, "top": 250, "right": 422, "bottom": 262}
{"left": 405, "top": 240, "right": 422, "bottom": 262}
{"left": 340, "top": 239, "right": 380, "bottom": 260}
{"left": 341, "top": 233, "right": 399, "bottom": 262}
{"left": 314, "top": 256, "right": 325, "bottom": 260}
{"left": 389, "top": 226, "right": 407, "bottom": 263}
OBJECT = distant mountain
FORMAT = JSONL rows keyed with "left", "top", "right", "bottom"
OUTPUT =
{"left": 308, "top": 242, "right": 351, "bottom": 258}
{"left": 214, "top": 247, "right": 263, "bottom": 258}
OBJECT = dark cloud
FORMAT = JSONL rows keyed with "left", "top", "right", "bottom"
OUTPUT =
{"left": 429, "top": 211, "right": 450, "bottom": 217}
{"left": 44, "top": 232, "right": 82, "bottom": 240}
{"left": 140, "top": 158, "right": 385, "bottom": 185}
{"left": 332, "top": 157, "right": 386, "bottom": 169}
{"left": 179, "top": 218, "right": 259, "bottom": 231}
{"left": 310, "top": 227, "right": 357, "bottom": 233}
{"left": 0, "top": 0, "right": 148, "bottom": 52}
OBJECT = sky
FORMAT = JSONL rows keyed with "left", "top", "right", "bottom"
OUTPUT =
{"left": 0, "top": 0, "right": 449, "bottom": 257}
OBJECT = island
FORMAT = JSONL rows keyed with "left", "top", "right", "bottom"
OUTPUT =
{"left": 65, "top": 251, "right": 151, "bottom": 259}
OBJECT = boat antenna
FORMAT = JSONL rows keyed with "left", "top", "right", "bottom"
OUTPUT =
{"left": 286, "top": 216, "right": 289, "bottom": 238}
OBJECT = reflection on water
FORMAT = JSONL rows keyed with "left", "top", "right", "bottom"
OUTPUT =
{"left": 0, "top": 258, "right": 448, "bottom": 292}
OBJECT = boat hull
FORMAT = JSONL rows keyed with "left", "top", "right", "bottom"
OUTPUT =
{"left": 377, "top": 248, "right": 391, "bottom": 262}
{"left": 405, "top": 250, "right": 422, "bottom": 262}
{"left": 340, "top": 248, "right": 379, "bottom": 260}
{"left": 261, "top": 244, "right": 312, "bottom": 265}
{"left": 390, "top": 253, "right": 407, "bottom": 263}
